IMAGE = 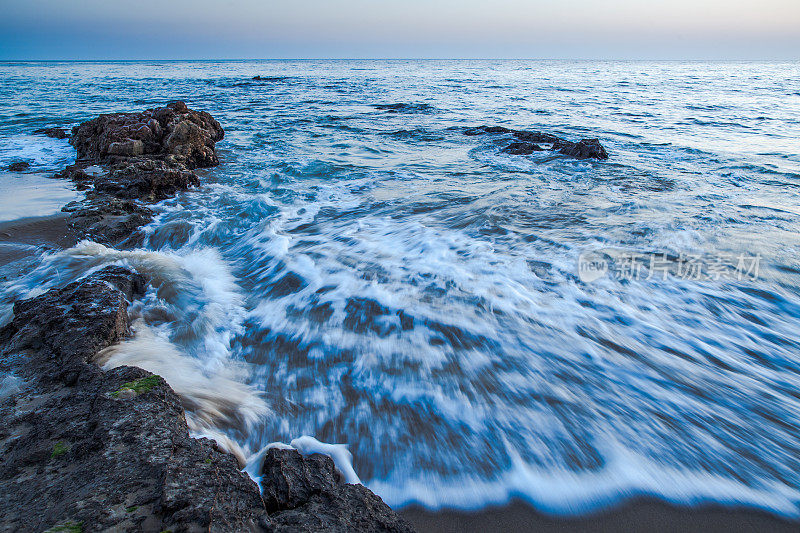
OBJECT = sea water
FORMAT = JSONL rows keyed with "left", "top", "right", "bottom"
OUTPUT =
{"left": 1, "top": 60, "right": 800, "bottom": 517}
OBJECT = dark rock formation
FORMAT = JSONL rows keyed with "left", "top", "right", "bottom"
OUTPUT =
{"left": 465, "top": 125, "right": 609, "bottom": 160}
{"left": 554, "top": 137, "right": 608, "bottom": 159}
{"left": 374, "top": 103, "right": 434, "bottom": 114}
{"left": 0, "top": 267, "right": 269, "bottom": 531}
{"left": 33, "top": 127, "right": 69, "bottom": 140}
{"left": 502, "top": 141, "right": 544, "bottom": 155}
{"left": 94, "top": 158, "right": 201, "bottom": 202}
{"left": 260, "top": 448, "right": 414, "bottom": 532}
{"left": 53, "top": 101, "right": 223, "bottom": 245}
{"left": 7, "top": 161, "right": 30, "bottom": 171}
{"left": 70, "top": 100, "right": 224, "bottom": 169}
{"left": 62, "top": 194, "right": 153, "bottom": 245}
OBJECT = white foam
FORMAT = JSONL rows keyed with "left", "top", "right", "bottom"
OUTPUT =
{"left": 371, "top": 442, "right": 800, "bottom": 517}
{"left": 97, "top": 321, "right": 268, "bottom": 430}
{"left": 244, "top": 436, "right": 362, "bottom": 487}
{"left": 0, "top": 134, "right": 74, "bottom": 171}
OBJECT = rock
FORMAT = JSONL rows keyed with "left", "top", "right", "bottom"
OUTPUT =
{"left": 95, "top": 157, "right": 200, "bottom": 202}
{"left": 0, "top": 268, "right": 269, "bottom": 532}
{"left": 260, "top": 448, "right": 415, "bottom": 532}
{"left": 107, "top": 139, "right": 144, "bottom": 157}
{"left": 7, "top": 161, "right": 30, "bottom": 171}
{"left": 465, "top": 125, "right": 609, "bottom": 160}
{"left": 464, "top": 125, "right": 512, "bottom": 136}
{"left": 70, "top": 101, "right": 224, "bottom": 169}
{"left": 33, "top": 127, "right": 69, "bottom": 140}
{"left": 502, "top": 141, "right": 544, "bottom": 155}
{"left": 62, "top": 194, "right": 154, "bottom": 245}
{"left": 260, "top": 448, "right": 342, "bottom": 513}
{"left": 52, "top": 103, "right": 219, "bottom": 244}
{"left": 555, "top": 138, "right": 609, "bottom": 160}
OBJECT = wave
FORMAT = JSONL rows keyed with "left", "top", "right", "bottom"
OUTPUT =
{"left": 0, "top": 134, "right": 74, "bottom": 171}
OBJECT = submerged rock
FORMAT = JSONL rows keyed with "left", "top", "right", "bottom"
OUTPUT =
{"left": 7, "top": 161, "right": 30, "bottom": 171}
{"left": 70, "top": 100, "right": 224, "bottom": 169}
{"left": 465, "top": 125, "right": 609, "bottom": 160}
{"left": 33, "top": 127, "right": 70, "bottom": 139}
{"left": 260, "top": 448, "right": 415, "bottom": 532}
{"left": 502, "top": 141, "right": 544, "bottom": 155}
{"left": 554, "top": 137, "right": 609, "bottom": 159}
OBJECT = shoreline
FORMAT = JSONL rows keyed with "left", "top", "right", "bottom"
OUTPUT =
{"left": 401, "top": 498, "right": 800, "bottom": 533}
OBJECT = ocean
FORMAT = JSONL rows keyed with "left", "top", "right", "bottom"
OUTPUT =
{"left": 1, "top": 60, "right": 799, "bottom": 518}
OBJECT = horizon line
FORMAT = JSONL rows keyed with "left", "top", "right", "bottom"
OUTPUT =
{"left": 2, "top": 57, "right": 799, "bottom": 62}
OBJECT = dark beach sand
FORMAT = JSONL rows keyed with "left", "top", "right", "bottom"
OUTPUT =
{"left": 401, "top": 498, "right": 800, "bottom": 533}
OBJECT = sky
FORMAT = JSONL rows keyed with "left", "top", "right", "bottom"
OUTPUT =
{"left": 1, "top": 0, "right": 799, "bottom": 60}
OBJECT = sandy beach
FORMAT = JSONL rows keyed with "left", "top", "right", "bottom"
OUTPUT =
{"left": 402, "top": 498, "right": 800, "bottom": 533}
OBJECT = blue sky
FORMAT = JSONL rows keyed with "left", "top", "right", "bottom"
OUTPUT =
{"left": 1, "top": 0, "right": 798, "bottom": 60}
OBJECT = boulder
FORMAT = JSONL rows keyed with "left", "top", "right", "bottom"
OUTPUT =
{"left": 502, "top": 141, "right": 544, "bottom": 155}
{"left": 70, "top": 101, "right": 224, "bottom": 169}
{"left": 260, "top": 448, "right": 414, "bottom": 532}
{"left": 52, "top": 102, "right": 219, "bottom": 244}
{"left": 555, "top": 138, "right": 609, "bottom": 160}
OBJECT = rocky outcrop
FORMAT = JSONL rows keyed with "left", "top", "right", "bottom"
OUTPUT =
{"left": 0, "top": 267, "right": 268, "bottom": 531}
{"left": 70, "top": 100, "right": 224, "bottom": 169}
{"left": 53, "top": 101, "right": 223, "bottom": 245}
{"left": 260, "top": 449, "right": 414, "bottom": 532}
{"left": 465, "top": 125, "right": 609, "bottom": 160}
{"left": 61, "top": 194, "right": 154, "bottom": 245}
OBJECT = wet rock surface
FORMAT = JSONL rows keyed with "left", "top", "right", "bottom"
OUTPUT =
{"left": 52, "top": 101, "right": 223, "bottom": 245}
{"left": 61, "top": 194, "right": 153, "bottom": 246}
{"left": 70, "top": 100, "right": 224, "bottom": 169}
{"left": 6, "top": 161, "right": 30, "bottom": 171}
{"left": 465, "top": 125, "right": 609, "bottom": 160}
{"left": 33, "top": 127, "right": 70, "bottom": 140}
{"left": 260, "top": 449, "right": 415, "bottom": 532}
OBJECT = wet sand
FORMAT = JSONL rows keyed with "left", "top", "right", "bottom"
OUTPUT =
{"left": 0, "top": 213, "right": 77, "bottom": 269}
{"left": 401, "top": 498, "right": 800, "bottom": 533}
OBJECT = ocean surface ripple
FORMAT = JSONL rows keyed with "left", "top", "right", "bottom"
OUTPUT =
{"left": 2, "top": 60, "right": 800, "bottom": 517}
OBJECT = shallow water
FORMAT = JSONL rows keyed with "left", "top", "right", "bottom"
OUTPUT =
{"left": 1, "top": 60, "right": 800, "bottom": 516}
